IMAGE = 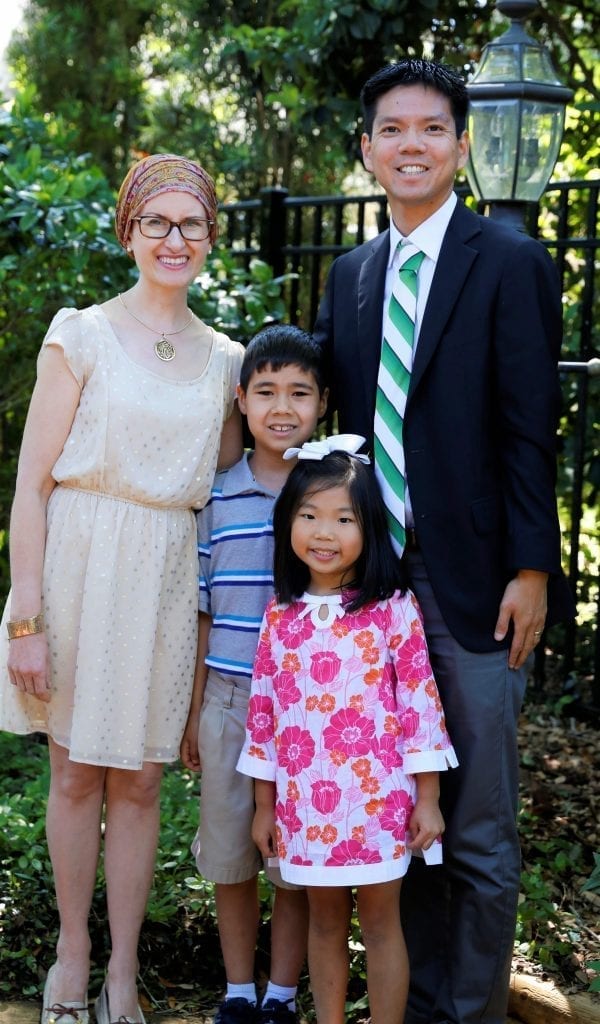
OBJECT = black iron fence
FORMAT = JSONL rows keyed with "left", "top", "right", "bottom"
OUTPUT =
{"left": 219, "top": 179, "right": 600, "bottom": 702}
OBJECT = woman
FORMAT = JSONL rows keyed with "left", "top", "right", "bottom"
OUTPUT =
{"left": 0, "top": 154, "right": 244, "bottom": 1024}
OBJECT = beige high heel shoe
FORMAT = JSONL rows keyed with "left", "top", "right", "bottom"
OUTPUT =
{"left": 40, "top": 964, "right": 89, "bottom": 1024}
{"left": 94, "top": 982, "right": 147, "bottom": 1024}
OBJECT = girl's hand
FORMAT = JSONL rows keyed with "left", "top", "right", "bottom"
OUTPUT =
{"left": 7, "top": 633, "right": 51, "bottom": 703}
{"left": 252, "top": 804, "right": 277, "bottom": 860}
{"left": 407, "top": 797, "right": 445, "bottom": 853}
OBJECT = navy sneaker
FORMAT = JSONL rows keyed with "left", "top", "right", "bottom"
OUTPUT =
{"left": 214, "top": 997, "right": 259, "bottom": 1024}
{"left": 258, "top": 998, "right": 298, "bottom": 1024}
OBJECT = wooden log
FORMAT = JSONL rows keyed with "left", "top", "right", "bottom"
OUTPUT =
{"left": 509, "top": 973, "right": 600, "bottom": 1024}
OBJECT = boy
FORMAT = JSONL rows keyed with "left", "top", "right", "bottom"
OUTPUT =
{"left": 180, "top": 324, "right": 328, "bottom": 1024}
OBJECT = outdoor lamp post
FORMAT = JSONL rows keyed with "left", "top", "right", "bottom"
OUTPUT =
{"left": 466, "top": 0, "right": 573, "bottom": 230}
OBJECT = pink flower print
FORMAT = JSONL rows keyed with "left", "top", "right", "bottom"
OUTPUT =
{"left": 253, "top": 640, "right": 277, "bottom": 680}
{"left": 374, "top": 733, "right": 403, "bottom": 771}
{"left": 247, "top": 694, "right": 274, "bottom": 744}
{"left": 379, "top": 789, "right": 414, "bottom": 841}
{"left": 323, "top": 707, "right": 375, "bottom": 757}
{"left": 377, "top": 663, "right": 396, "bottom": 711}
{"left": 290, "top": 854, "right": 313, "bottom": 866}
{"left": 273, "top": 670, "right": 302, "bottom": 711}
{"left": 396, "top": 634, "right": 431, "bottom": 685}
{"left": 278, "top": 606, "right": 315, "bottom": 648}
{"left": 279, "top": 725, "right": 315, "bottom": 776}
{"left": 325, "top": 839, "right": 383, "bottom": 866}
{"left": 400, "top": 707, "right": 420, "bottom": 739}
{"left": 277, "top": 797, "right": 303, "bottom": 837}
{"left": 310, "top": 650, "right": 342, "bottom": 685}
{"left": 311, "top": 780, "right": 342, "bottom": 815}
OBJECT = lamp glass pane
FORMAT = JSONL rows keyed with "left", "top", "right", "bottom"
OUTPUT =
{"left": 515, "top": 102, "right": 565, "bottom": 200}
{"left": 466, "top": 100, "right": 520, "bottom": 200}
{"left": 474, "top": 44, "right": 520, "bottom": 82}
{"left": 523, "top": 45, "right": 562, "bottom": 84}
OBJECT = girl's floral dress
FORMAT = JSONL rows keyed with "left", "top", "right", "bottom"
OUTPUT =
{"left": 237, "top": 589, "right": 458, "bottom": 886}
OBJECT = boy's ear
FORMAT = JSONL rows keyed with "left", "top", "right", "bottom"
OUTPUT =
{"left": 318, "top": 387, "right": 330, "bottom": 419}
{"left": 236, "top": 383, "right": 247, "bottom": 415}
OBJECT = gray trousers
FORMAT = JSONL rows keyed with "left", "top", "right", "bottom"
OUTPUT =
{"left": 402, "top": 552, "right": 527, "bottom": 1024}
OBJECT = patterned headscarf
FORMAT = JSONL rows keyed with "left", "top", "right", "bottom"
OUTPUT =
{"left": 115, "top": 153, "right": 218, "bottom": 253}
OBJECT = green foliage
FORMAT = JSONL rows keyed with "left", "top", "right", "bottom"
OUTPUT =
{"left": 516, "top": 808, "right": 585, "bottom": 970}
{"left": 581, "top": 851, "right": 600, "bottom": 894}
{"left": 8, "top": 0, "right": 597, "bottom": 196}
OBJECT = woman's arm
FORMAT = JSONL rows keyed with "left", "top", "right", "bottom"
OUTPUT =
{"left": 216, "top": 404, "right": 243, "bottom": 471}
{"left": 7, "top": 344, "right": 81, "bottom": 701}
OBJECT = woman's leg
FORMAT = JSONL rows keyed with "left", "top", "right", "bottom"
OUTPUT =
{"left": 356, "top": 879, "right": 406, "bottom": 1024}
{"left": 46, "top": 738, "right": 106, "bottom": 1003}
{"left": 102, "top": 761, "right": 164, "bottom": 1020}
{"left": 306, "top": 886, "right": 352, "bottom": 1024}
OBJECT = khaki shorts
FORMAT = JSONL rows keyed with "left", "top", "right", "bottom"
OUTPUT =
{"left": 191, "top": 671, "right": 301, "bottom": 890}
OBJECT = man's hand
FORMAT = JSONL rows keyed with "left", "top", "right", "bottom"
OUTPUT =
{"left": 494, "top": 569, "right": 548, "bottom": 670}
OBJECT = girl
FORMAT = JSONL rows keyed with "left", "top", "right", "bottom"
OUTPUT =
{"left": 237, "top": 434, "right": 457, "bottom": 1024}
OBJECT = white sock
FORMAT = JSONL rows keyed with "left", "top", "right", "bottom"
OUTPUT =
{"left": 263, "top": 981, "right": 296, "bottom": 1009}
{"left": 226, "top": 982, "right": 257, "bottom": 1005}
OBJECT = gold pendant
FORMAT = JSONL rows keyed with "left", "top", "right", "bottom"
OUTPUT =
{"left": 154, "top": 335, "right": 176, "bottom": 362}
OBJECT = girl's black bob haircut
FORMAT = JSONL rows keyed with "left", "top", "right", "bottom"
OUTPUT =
{"left": 273, "top": 451, "right": 407, "bottom": 612}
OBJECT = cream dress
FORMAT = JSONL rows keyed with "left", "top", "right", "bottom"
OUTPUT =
{"left": 0, "top": 305, "right": 244, "bottom": 769}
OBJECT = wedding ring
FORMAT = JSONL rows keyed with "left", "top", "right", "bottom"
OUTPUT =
{"left": 533, "top": 630, "right": 542, "bottom": 637}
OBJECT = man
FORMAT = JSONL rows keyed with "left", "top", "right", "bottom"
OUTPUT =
{"left": 313, "top": 58, "right": 574, "bottom": 1024}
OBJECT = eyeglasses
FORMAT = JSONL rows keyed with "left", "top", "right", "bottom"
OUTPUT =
{"left": 132, "top": 215, "right": 214, "bottom": 241}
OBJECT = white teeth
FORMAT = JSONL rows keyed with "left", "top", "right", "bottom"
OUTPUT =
{"left": 160, "top": 256, "right": 187, "bottom": 265}
{"left": 399, "top": 165, "right": 426, "bottom": 174}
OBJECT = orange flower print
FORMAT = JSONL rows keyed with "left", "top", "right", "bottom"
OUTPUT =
{"left": 287, "top": 780, "right": 300, "bottom": 801}
{"left": 307, "top": 825, "right": 321, "bottom": 842}
{"left": 365, "top": 798, "right": 385, "bottom": 816}
{"left": 277, "top": 839, "right": 287, "bottom": 859}
{"left": 283, "top": 652, "right": 301, "bottom": 674}
{"left": 425, "top": 679, "right": 438, "bottom": 698}
{"left": 384, "top": 714, "right": 401, "bottom": 737}
{"left": 321, "top": 824, "right": 338, "bottom": 845}
{"left": 248, "top": 745, "right": 267, "bottom": 760}
{"left": 330, "top": 749, "right": 348, "bottom": 767}
{"left": 332, "top": 618, "right": 350, "bottom": 638}
{"left": 361, "top": 646, "right": 380, "bottom": 665}
{"left": 319, "top": 693, "right": 335, "bottom": 713}
{"left": 351, "top": 757, "right": 371, "bottom": 779}
{"left": 389, "top": 634, "right": 402, "bottom": 650}
{"left": 352, "top": 825, "right": 366, "bottom": 844}
{"left": 306, "top": 695, "right": 319, "bottom": 711}
{"left": 394, "top": 843, "right": 407, "bottom": 859}
{"left": 364, "top": 668, "right": 381, "bottom": 686}
{"left": 360, "top": 775, "right": 380, "bottom": 795}
{"left": 355, "top": 629, "right": 375, "bottom": 649}
{"left": 349, "top": 694, "right": 365, "bottom": 713}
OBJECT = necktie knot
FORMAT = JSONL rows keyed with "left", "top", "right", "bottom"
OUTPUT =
{"left": 398, "top": 244, "right": 425, "bottom": 276}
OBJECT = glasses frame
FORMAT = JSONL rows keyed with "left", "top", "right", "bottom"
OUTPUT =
{"left": 131, "top": 215, "right": 214, "bottom": 241}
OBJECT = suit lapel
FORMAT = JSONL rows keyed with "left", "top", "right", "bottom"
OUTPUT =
{"left": 357, "top": 231, "right": 389, "bottom": 426}
{"left": 409, "top": 203, "right": 481, "bottom": 397}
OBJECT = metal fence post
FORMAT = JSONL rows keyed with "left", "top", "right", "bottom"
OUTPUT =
{"left": 259, "top": 187, "right": 288, "bottom": 278}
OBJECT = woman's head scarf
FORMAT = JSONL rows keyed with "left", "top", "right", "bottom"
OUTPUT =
{"left": 115, "top": 153, "right": 218, "bottom": 252}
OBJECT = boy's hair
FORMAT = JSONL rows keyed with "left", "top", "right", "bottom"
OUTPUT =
{"left": 239, "top": 323, "right": 326, "bottom": 395}
{"left": 360, "top": 58, "right": 469, "bottom": 138}
{"left": 273, "top": 452, "right": 407, "bottom": 612}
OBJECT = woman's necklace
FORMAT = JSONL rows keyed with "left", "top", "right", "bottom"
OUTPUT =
{"left": 118, "top": 293, "right": 195, "bottom": 362}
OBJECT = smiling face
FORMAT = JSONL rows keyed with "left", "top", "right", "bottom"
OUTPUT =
{"left": 361, "top": 83, "right": 469, "bottom": 235}
{"left": 127, "top": 190, "right": 212, "bottom": 290}
{"left": 238, "top": 363, "right": 327, "bottom": 459}
{"left": 290, "top": 483, "right": 363, "bottom": 594}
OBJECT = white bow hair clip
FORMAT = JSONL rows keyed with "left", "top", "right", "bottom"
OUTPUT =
{"left": 283, "top": 433, "right": 370, "bottom": 464}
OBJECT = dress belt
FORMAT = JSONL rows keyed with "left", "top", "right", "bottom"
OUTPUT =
{"left": 58, "top": 482, "right": 190, "bottom": 512}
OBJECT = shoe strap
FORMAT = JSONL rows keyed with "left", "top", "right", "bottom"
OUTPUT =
{"left": 45, "top": 1007, "right": 87, "bottom": 1022}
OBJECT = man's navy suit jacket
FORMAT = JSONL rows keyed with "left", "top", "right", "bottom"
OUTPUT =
{"left": 313, "top": 199, "right": 575, "bottom": 651}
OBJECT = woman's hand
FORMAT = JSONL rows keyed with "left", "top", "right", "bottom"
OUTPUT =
{"left": 7, "top": 632, "right": 51, "bottom": 702}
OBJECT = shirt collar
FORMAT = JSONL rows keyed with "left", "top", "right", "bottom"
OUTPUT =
{"left": 388, "top": 192, "right": 457, "bottom": 268}
{"left": 220, "top": 452, "right": 277, "bottom": 498}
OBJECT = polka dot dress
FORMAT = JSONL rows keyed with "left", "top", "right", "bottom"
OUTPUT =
{"left": 0, "top": 306, "right": 244, "bottom": 768}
